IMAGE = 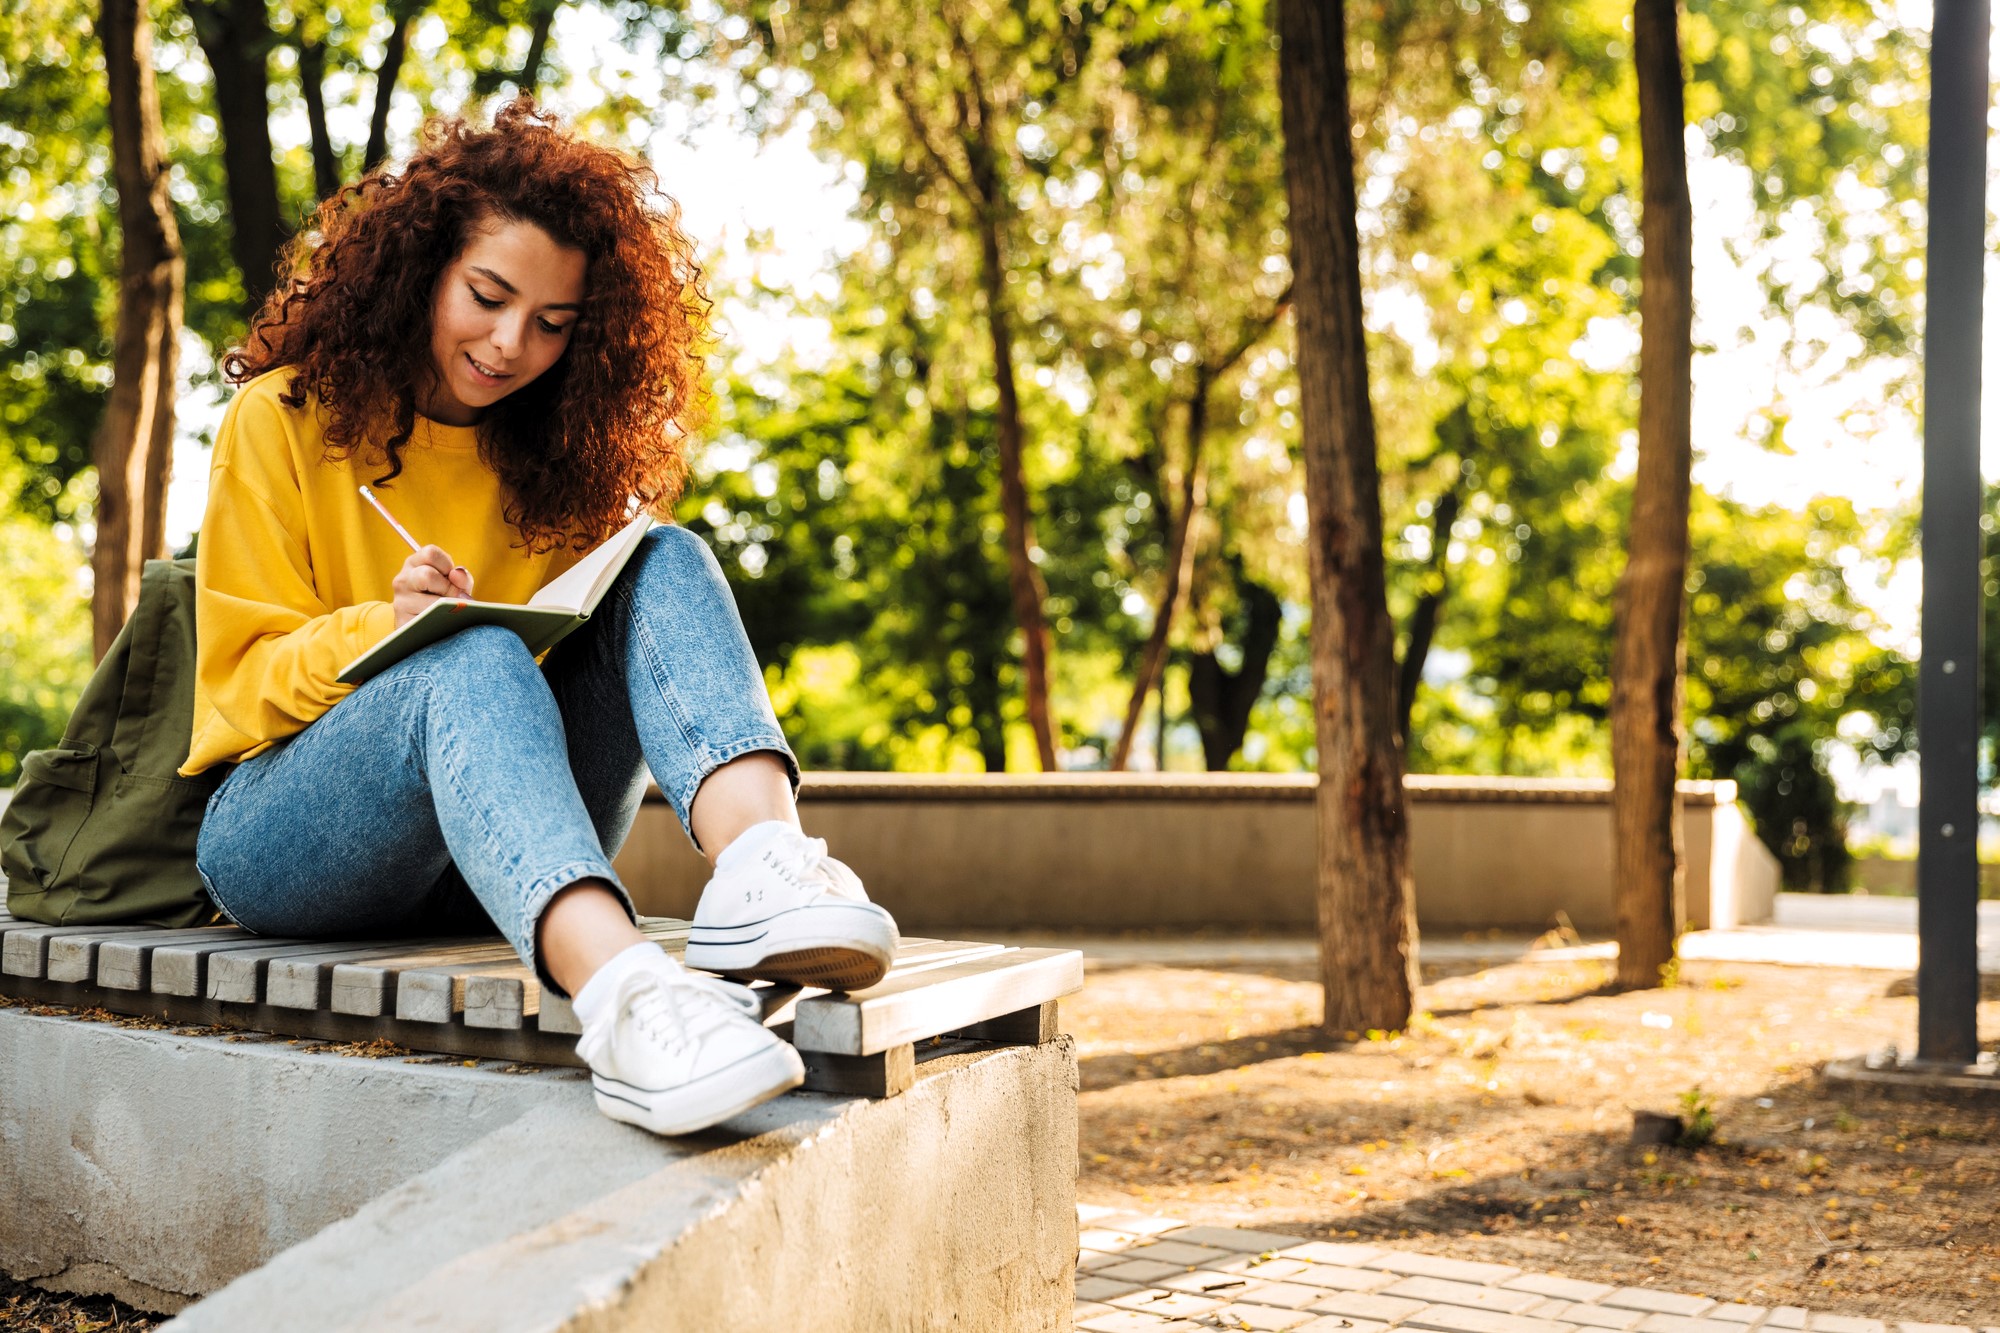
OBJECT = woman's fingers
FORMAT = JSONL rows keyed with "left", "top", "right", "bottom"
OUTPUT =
{"left": 398, "top": 548, "right": 470, "bottom": 595}
{"left": 389, "top": 546, "right": 473, "bottom": 627}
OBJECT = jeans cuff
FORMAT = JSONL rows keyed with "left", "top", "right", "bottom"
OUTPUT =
{"left": 520, "top": 859, "right": 635, "bottom": 998}
{"left": 668, "top": 735, "right": 802, "bottom": 852}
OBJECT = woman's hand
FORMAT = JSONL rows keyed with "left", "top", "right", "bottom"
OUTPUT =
{"left": 392, "top": 546, "right": 475, "bottom": 627}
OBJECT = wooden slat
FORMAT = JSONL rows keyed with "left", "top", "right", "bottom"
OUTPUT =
{"left": 97, "top": 926, "right": 243, "bottom": 991}
{"left": 537, "top": 993, "right": 581, "bottom": 1037}
{"left": 792, "top": 948, "right": 1083, "bottom": 1056}
{"left": 0, "top": 916, "right": 1077, "bottom": 1100}
{"left": 443, "top": 921, "right": 705, "bottom": 1029}
{"left": 949, "top": 1000, "right": 1060, "bottom": 1046}
{"left": 329, "top": 941, "right": 521, "bottom": 1016}
{"left": 60, "top": 928, "right": 234, "bottom": 980}
{"left": 397, "top": 953, "right": 534, "bottom": 1024}
{"left": 260, "top": 937, "right": 480, "bottom": 1008}
{"left": 452, "top": 924, "right": 693, "bottom": 1037}
{"left": 2, "top": 924, "right": 151, "bottom": 979}
{"left": 462, "top": 966, "right": 537, "bottom": 1030}
{"left": 151, "top": 935, "right": 310, "bottom": 998}
{"left": 874, "top": 941, "right": 1010, "bottom": 982}
{"left": 878, "top": 938, "right": 992, "bottom": 966}
{"left": 0, "top": 971, "right": 583, "bottom": 1067}
{"left": 799, "top": 1044, "right": 915, "bottom": 1098}
{"left": 208, "top": 939, "right": 439, "bottom": 1004}
{"left": 348, "top": 920, "right": 693, "bottom": 1021}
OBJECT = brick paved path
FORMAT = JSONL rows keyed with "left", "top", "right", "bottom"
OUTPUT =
{"left": 1074, "top": 1207, "right": 1998, "bottom": 1333}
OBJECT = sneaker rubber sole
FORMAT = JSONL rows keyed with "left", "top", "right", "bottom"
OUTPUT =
{"left": 591, "top": 1039, "right": 805, "bottom": 1136}
{"left": 684, "top": 902, "right": 898, "bottom": 992}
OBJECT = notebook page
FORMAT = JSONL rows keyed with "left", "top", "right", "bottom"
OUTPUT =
{"left": 527, "top": 512, "right": 653, "bottom": 613}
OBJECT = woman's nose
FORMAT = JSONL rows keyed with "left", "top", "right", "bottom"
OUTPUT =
{"left": 490, "top": 313, "right": 529, "bottom": 358}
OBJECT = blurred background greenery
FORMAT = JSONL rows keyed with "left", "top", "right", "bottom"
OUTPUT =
{"left": 0, "top": 0, "right": 1966, "bottom": 891}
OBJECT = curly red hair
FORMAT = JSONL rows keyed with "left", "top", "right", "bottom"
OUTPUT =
{"left": 224, "top": 96, "right": 709, "bottom": 551}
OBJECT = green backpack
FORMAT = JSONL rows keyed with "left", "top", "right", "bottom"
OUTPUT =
{"left": 2, "top": 557, "right": 224, "bottom": 927}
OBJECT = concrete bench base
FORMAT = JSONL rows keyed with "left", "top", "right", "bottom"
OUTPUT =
{"left": 0, "top": 1003, "right": 1078, "bottom": 1330}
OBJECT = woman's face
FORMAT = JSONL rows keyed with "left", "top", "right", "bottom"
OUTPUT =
{"left": 420, "top": 217, "right": 588, "bottom": 426}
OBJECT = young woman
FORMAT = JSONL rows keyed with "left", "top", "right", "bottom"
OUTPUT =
{"left": 178, "top": 98, "right": 898, "bottom": 1136}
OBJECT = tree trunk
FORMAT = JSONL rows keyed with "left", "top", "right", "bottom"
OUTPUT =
{"left": 1112, "top": 376, "right": 1209, "bottom": 771}
{"left": 298, "top": 33, "right": 341, "bottom": 201}
{"left": 976, "top": 227, "right": 1058, "bottom": 770}
{"left": 365, "top": 9, "right": 415, "bottom": 170}
{"left": 1110, "top": 286, "right": 1291, "bottom": 771}
{"left": 187, "top": 0, "right": 284, "bottom": 310}
{"left": 519, "top": 1, "right": 559, "bottom": 93}
{"left": 971, "top": 635, "right": 1007, "bottom": 772}
{"left": 1396, "top": 482, "right": 1459, "bottom": 742}
{"left": 1277, "top": 0, "right": 1420, "bottom": 1034}
{"left": 1611, "top": 0, "right": 1695, "bottom": 991}
{"left": 1189, "top": 572, "right": 1282, "bottom": 769}
{"left": 93, "top": 0, "right": 184, "bottom": 658}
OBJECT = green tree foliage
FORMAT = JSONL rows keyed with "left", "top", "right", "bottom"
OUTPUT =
{"left": 1683, "top": 495, "right": 1914, "bottom": 890}
{"left": 1409, "top": 483, "right": 1914, "bottom": 887}
{"left": 0, "top": 459, "right": 92, "bottom": 784}
{"left": 0, "top": 0, "right": 1939, "bottom": 869}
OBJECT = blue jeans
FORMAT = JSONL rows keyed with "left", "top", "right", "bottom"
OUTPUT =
{"left": 194, "top": 526, "right": 800, "bottom": 996}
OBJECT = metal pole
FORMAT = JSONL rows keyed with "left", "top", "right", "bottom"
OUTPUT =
{"left": 1917, "top": 0, "right": 1989, "bottom": 1067}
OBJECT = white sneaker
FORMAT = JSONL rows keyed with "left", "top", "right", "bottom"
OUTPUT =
{"left": 576, "top": 962, "right": 804, "bottom": 1135}
{"left": 683, "top": 829, "right": 900, "bottom": 991}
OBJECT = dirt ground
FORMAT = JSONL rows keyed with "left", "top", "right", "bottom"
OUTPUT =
{"left": 0, "top": 1282, "right": 158, "bottom": 1333}
{"left": 4, "top": 949, "right": 1996, "bottom": 1332}
{"left": 1073, "top": 946, "right": 2000, "bottom": 1327}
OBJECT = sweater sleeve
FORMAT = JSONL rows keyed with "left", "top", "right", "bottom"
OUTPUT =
{"left": 191, "top": 388, "right": 398, "bottom": 749}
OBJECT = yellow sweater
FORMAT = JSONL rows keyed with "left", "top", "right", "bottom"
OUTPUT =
{"left": 181, "top": 368, "right": 580, "bottom": 775}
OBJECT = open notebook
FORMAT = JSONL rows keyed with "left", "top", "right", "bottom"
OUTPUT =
{"left": 336, "top": 512, "right": 655, "bottom": 685}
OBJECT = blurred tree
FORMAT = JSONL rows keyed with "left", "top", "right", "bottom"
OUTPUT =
{"left": 1683, "top": 494, "right": 1914, "bottom": 891}
{"left": 684, "top": 260, "right": 1033, "bottom": 771}
{"left": 1279, "top": 0, "right": 1419, "bottom": 1034}
{"left": 2, "top": 0, "right": 127, "bottom": 527}
{"left": 715, "top": 0, "right": 1140, "bottom": 770}
{"left": 1188, "top": 550, "right": 1283, "bottom": 769}
{"left": 1428, "top": 484, "right": 1914, "bottom": 889}
{"left": 92, "top": 0, "right": 185, "bottom": 658}
{"left": 0, "top": 485, "right": 94, "bottom": 785}
{"left": 183, "top": 0, "right": 289, "bottom": 307}
{"left": 1021, "top": 0, "right": 1294, "bottom": 770}
{"left": 1611, "top": 0, "right": 1694, "bottom": 990}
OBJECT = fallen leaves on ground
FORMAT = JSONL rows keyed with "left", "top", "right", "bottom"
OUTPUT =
{"left": 1075, "top": 953, "right": 2000, "bottom": 1325}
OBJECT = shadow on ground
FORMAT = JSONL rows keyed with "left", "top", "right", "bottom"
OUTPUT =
{"left": 1249, "top": 1070, "right": 1998, "bottom": 1323}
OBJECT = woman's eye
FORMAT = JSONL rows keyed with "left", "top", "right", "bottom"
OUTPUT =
{"left": 539, "top": 319, "right": 573, "bottom": 335}
{"left": 469, "top": 289, "right": 502, "bottom": 309}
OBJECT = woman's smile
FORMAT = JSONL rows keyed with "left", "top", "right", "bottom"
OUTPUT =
{"left": 464, "top": 352, "right": 513, "bottom": 385}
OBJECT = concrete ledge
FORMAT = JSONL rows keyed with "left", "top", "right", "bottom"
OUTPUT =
{"left": 1825, "top": 1047, "right": 2000, "bottom": 1101}
{"left": 0, "top": 1004, "right": 1078, "bottom": 1329}
{"left": 614, "top": 775, "right": 1778, "bottom": 935}
{"left": 774, "top": 773, "right": 1741, "bottom": 803}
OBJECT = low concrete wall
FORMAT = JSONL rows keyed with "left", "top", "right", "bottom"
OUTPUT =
{"left": 614, "top": 774, "right": 1779, "bottom": 934}
{"left": 1850, "top": 857, "right": 2000, "bottom": 899}
{"left": 0, "top": 1003, "right": 1077, "bottom": 1330}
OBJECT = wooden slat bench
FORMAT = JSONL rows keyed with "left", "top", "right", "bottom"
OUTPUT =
{"left": 0, "top": 908, "right": 1080, "bottom": 1098}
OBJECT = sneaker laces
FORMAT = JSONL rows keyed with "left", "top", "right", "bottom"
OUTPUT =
{"left": 764, "top": 833, "right": 868, "bottom": 903}
{"left": 616, "top": 967, "right": 761, "bottom": 1055}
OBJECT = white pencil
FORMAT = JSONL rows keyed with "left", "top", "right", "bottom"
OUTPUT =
{"left": 359, "top": 484, "right": 471, "bottom": 594}
{"left": 357, "top": 485, "right": 423, "bottom": 554}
